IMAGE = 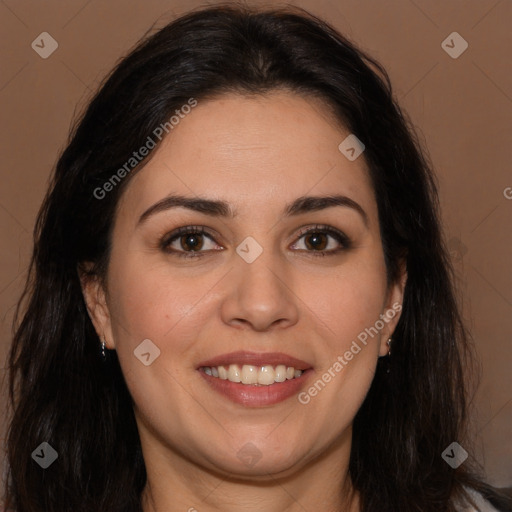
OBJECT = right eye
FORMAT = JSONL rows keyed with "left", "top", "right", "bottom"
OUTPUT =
{"left": 160, "top": 226, "right": 223, "bottom": 258}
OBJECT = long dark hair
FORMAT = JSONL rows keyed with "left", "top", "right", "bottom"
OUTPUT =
{"left": 4, "top": 4, "right": 511, "bottom": 511}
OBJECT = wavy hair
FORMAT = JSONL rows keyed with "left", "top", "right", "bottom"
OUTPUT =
{"left": 4, "top": 4, "right": 511, "bottom": 511}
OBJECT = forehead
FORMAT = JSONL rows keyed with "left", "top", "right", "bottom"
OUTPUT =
{"left": 118, "top": 91, "right": 376, "bottom": 223}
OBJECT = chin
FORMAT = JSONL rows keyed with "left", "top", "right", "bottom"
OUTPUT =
{"left": 196, "top": 439, "right": 310, "bottom": 480}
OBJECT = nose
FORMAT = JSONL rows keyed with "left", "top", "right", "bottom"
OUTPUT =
{"left": 220, "top": 250, "right": 300, "bottom": 332}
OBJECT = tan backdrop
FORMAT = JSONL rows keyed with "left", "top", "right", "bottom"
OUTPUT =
{"left": 1, "top": 0, "right": 511, "bottom": 488}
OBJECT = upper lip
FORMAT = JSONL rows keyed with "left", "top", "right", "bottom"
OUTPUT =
{"left": 197, "top": 351, "right": 313, "bottom": 370}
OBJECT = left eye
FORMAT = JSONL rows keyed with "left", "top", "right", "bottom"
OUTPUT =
{"left": 291, "top": 226, "right": 350, "bottom": 255}
{"left": 161, "top": 225, "right": 350, "bottom": 258}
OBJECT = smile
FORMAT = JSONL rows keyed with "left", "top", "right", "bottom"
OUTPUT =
{"left": 200, "top": 364, "right": 304, "bottom": 385}
{"left": 197, "top": 351, "right": 313, "bottom": 406}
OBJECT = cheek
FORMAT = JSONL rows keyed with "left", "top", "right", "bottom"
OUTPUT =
{"left": 106, "top": 253, "right": 206, "bottom": 366}
{"left": 105, "top": 257, "right": 208, "bottom": 430}
{"left": 306, "top": 257, "right": 388, "bottom": 352}
{"left": 296, "top": 260, "right": 388, "bottom": 429}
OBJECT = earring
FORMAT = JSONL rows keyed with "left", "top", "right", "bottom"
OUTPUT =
{"left": 100, "top": 338, "right": 107, "bottom": 362}
{"left": 386, "top": 337, "right": 392, "bottom": 374}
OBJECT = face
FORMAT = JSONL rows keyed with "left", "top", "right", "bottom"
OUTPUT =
{"left": 82, "top": 91, "right": 404, "bottom": 479}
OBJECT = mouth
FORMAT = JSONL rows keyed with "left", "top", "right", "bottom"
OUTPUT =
{"left": 196, "top": 351, "right": 313, "bottom": 406}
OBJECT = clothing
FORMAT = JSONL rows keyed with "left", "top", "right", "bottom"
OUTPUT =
{"left": 457, "top": 487, "right": 501, "bottom": 512}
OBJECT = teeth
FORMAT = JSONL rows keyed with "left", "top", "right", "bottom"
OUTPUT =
{"left": 202, "top": 364, "right": 304, "bottom": 385}
{"left": 258, "top": 365, "right": 275, "bottom": 385}
{"left": 227, "top": 364, "right": 241, "bottom": 382}
{"left": 241, "top": 365, "right": 258, "bottom": 384}
{"left": 275, "top": 364, "right": 287, "bottom": 382}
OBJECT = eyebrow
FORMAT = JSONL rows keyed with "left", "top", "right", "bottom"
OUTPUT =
{"left": 137, "top": 193, "right": 368, "bottom": 227}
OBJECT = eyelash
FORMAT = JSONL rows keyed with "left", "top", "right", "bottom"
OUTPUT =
{"left": 160, "top": 224, "right": 351, "bottom": 260}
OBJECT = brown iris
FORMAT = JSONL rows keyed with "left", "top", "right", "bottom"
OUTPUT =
{"left": 180, "top": 233, "right": 204, "bottom": 251}
{"left": 304, "top": 232, "right": 328, "bottom": 251}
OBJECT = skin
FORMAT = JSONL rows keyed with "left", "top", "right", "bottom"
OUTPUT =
{"left": 81, "top": 91, "right": 406, "bottom": 512}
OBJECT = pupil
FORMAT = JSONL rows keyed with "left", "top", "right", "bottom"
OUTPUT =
{"left": 182, "top": 234, "right": 202, "bottom": 251}
{"left": 306, "top": 233, "right": 326, "bottom": 250}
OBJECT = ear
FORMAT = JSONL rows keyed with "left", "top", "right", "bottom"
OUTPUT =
{"left": 378, "top": 260, "right": 407, "bottom": 357}
{"left": 77, "top": 263, "right": 115, "bottom": 349}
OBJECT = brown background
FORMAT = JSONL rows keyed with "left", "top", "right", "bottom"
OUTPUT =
{"left": 0, "top": 0, "right": 510, "bottom": 487}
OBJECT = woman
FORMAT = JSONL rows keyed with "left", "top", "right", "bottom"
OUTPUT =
{"left": 4, "top": 4, "right": 511, "bottom": 511}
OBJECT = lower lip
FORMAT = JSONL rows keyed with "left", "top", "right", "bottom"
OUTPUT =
{"left": 199, "top": 369, "right": 313, "bottom": 407}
